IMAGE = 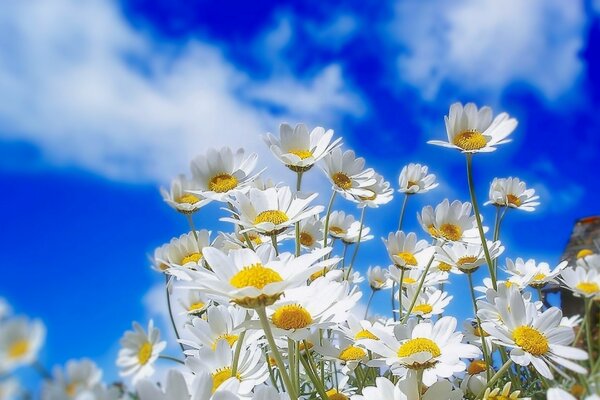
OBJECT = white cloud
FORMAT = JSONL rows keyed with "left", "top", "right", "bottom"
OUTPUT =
{"left": 390, "top": 0, "right": 586, "bottom": 100}
{"left": 0, "top": 0, "right": 363, "bottom": 182}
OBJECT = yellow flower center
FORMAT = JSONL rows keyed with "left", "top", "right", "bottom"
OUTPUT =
{"left": 8, "top": 340, "right": 29, "bottom": 359}
{"left": 298, "top": 341, "right": 314, "bottom": 351}
{"left": 396, "top": 252, "right": 417, "bottom": 266}
{"left": 332, "top": 172, "right": 352, "bottom": 190}
{"left": 208, "top": 173, "right": 238, "bottom": 193}
{"left": 407, "top": 180, "right": 419, "bottom": 189}
{"left": 504, "top": 281, "right": 514, "bottom": 288}
{"left": 402, "top": 277, "right": 417, "bottom": 285}
{"left": 457, "top": 256, "right": 478, "bottom": 266}
{"left": 188, "top": 302, "right": 205, "bottom": 312}
{"left": 230, "top": 264, "right": 283, "bottom": 289}
{"left": 437, "top": 262, "right": 452, "bottom": 272}
{"left": 326, "top": 389, "right": 349, "bottom": 400}
{"left": 576, "top": 281, "right": 600, "bottom": 295}
{"left": 288, "top": 149, "right": 313, "bottom": 159}
{"left": 254, "top": 210, "right": 289, "bottom": 225}
{"left": 452, "top": 130, "right": 487, "bottom": 151}
{"left": 310, "top": 269, "right": 327, "bottom": 281}
{"left": 438, "top": 223, "right": 462, "bottom": 241}
{"left": 271, "top": 305, "right": 313, "bottom": 330}
{"left": 299, "top": 232, "right": 314, "bottom": 247}
{"left": 512, "top": 326, "right": 549, "bottom": 356}
{"left": 354, "top": 330, "right": 378, "bottom": 340}
{"left": 212, "top": 367, "right": 240, "bottom": 392}
{"left": 338, "top": 346, "right": 366, "bottom": 362}
{"left": 66, "top": 382, "right": 79, "bottom": 397}
{"left": 506, "top": 194, "right": 521, "bottom": 207}
{"left": 467, "top": 360, "right": 488, "bottom": 375}
{"left": 181, "top": 252, "right": 202, "bottom": 265}
{"left": 358, "top": 190, "right": 377, "bottom": 201}
{"left": 212, "top": 334, "right": 239, "bottom": 350}
{"left": 577, "top": 249, "right": 594, "bottom": 259}
{"left": 412, "top": 304, "right": 433, "bottom": 314}
{"left": 473, "top": 326, "right": 489, "bottom": 337}
{"left": 533, "top": 273, "right": 546, "bottom": 281}
{"left": 397, "top": 337, "right": 441, "bottom": 358}
{"left": 137, "top": 342, "right": 153, "bottom": 365}
{"left": 177, "top": 193, "right": 200, "bottom": 204}
{"left": 329, "top": 226, "right": 345, "bottom": 235}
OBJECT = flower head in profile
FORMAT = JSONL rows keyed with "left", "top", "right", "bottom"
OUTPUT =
{"left": 367, "top": 266, "right": 392, "bottom": 291}
{"left": 0, "top": 317, "right": 45, "bottom": 373}
{"left": 435, "top": 240, "right": 504, "bottom": 273}
{"left": 296, "top": 216, "right": 323, "bottom": 250}
{"left": 321, "top": 149, "right": 377, "bottom": 197}
{"left": 560, "top": 266, "right": 600, "bottom": 299}
{"left": 418, "top": 199, "right": 482, "bottom": 243}
{"left": 190, "top": 147, "right": 261, "bottom": 202}
{"left": 160, "top": 174, "right": 211, "bottom": 215}
{"left": 400, "top": 287, "right": 452, "bottom": 319}
{"left": 263, "top": 123, "right": 342, "bottom": 172}
{"left": 117, "top": 320, "right": 166, "bottom": 383}
{"left": 42, "top": 359, "right": 102, "bottom": 399}
{"left": 505, "top": 258, "right": 567, "bottom": 289}
{"left": 181, "top": 305, "right": 249, "bottom": 352}
{"left": 162, "top": 230, "right": 211, "bottom": 272}
{"left": 383, "top": 231, "right": 434, "bottom": 270}
{"left": 344, "top": 172, "right": 394, "bottom": 208}
{"left": 398, "top": 163, "right": 438, "bottom": 195}
{"left": 485, "top": 177, "right": 539, "bottom": 212}
{"left": 177, "top": 289, "right": 211, "bottom": 317}
{"left": 429, "top": 102, "right": 518, "bottom": 153}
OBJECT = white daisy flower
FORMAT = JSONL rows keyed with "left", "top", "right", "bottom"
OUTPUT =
{"left": 397, "top": 163, "right": 438, "bottom": 195}
{"left": 560, "top": 315, "right": 582, "bottom": 329}
{"left": 190, "top": 147, "right": 261, "bottom": 202}
{"left": 418, "top": 199, "right": 482, "bottom": 243}
{"left": 42, "top": 359, "right": 102, "bottom": 399}
{"left": 547, "top": 387, "right": 600, "bottom": 400}
{"left": 321, "top": 149, "right": 377, "bottom": 197}
{"left": 344, "top": 172, "right": 394, "bottom": 208}
{"left": 484, "top": 177, "right": 539, "bottom": 212}
{"left": 428, "top": 102, "right": 518, "bottom": 153}
{"left": 160, "top": 174, "right": 211, "bottom": 215}
{"left": 343, "top": 222, "right": 374, "bottom": 245}
{"left": 575, "top": 249, "right": 599, "bottom": 269}
{"left": 383, "top": 231, "right": 434, "bottom": 270}
{"left": 263, "top": 123, "right": 342, "bottom": 172}
{"left": 186, "top": 340, "right": 268, "bottom": 395}
{"left": 352, "top": 375, "right": 463, "bottom": 400}
{"left": 338, "top": 315, "right": 392, "bottom": 342}
{"left": 462, "top": 319, "right": 495, "bottom": 353}
{"left": 460, "top": 360, "right": 489, "bottom": 396}
{"left": 116, "top": 320, "right": 166, "bottom": 383}
{"left": 181, "top": 305, "right": 249, "bottom": 352}
{"left": 363, "top": 317, "right": 481, "bottom": 386}
{"left": 313, "top": 333, "right": 368, "bottom": 372}
{"left": 176, "top": 289, "right": 211, "bottom": 317}
{"left": 560, "top": 266, "right": 600, "bottom": 298}
{"left": 388, "top": 266, "right": 447, "bottom": 290}
{"left": 164, "top": 230, "right": 211, "bottom": 271}
{"left": 326, "top": 210, "right": 357, "bottom": 240}
{"left": 177, "top": 246, "right": 334, "bottom": 308}
{"left": 480, "top": 288, "right": 588, "bottom": 379}
{"left": 435, "top": 240, "right": 504, "bottom": 273}
{"left": 250, "top": 176, "right": 280, "bottom": 190}
{"left": 0, "top": 317, "right": 45, "bottom": 373}
{"left": 0, "top": 378, "right": 19, "bottom": 400}
{"left": 136, "top": 369, "right": 190, "bottom": 400}
{"left": 401, "top": 287, "right": 452, "bottom": 319}
{"left": 222, "top": 187, "right": 323, "bottom": 237}
{"left": 367, "top": 266, "right": 392, "bottom": 291}
{"left": 505, "top": 258, "right": 567, "bottom": 289}
{"left": 150, "top": 242, "right": 171, "bottom": 273}
{"left": 297, "top": 216, "right": 324, "bottom": 250}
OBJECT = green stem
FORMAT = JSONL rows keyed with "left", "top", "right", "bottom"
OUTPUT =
{"left": 401, "top": 256, "right": 434, "bottom": 323}
{"left": 391, "top": 281, "right": 397, "bottom": 322}
{"left": 271, "top": 235, "right": 279, "bottom": 256}
{"left": 584, "top": 297, "right": 595, "bottom": 368}
{"left": 398, "top": 268, "right": 405, "bottom": 320}
{"left": 299, "top": 353, "right": 328, "bottom": 400}
{"left": 346, "top": 207, "right": 366, "bottom": 279}
{"left": 476, "top": 359, "right": 513, "bottom": 399}
{"left": 467, "top": 272, "right": 492, "bottom": 382}
{"left": 242, "top": 232, "right": 256, "bottom": 251}
{"left": 322, "top": 191, "right": 337, "bottom": 248}
{"left": 364, "top": 290, "right": 376, "bottom": 319}
{"left": 465, "top": 154, "right": 497, "bottom": 290}
{"left": 231, "top": 330, "right": 247, "bottom": 376}
{"left": 158, "top": 355, "right": 185, "bottom": 365}
{"left": 295, "top": 172, "right": 303, "bottom": 257}
{"left": 164, "top": 274, "right": 185, "bottom": 353}
{"left": 398, "top": 194, "right": 409, "bottom": 231}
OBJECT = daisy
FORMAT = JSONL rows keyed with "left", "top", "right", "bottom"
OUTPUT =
{"left": 186, "top": 340, "right": 268, "bottom": 395}
{"left": 418, "top": 199, "right": 482, "bottom": 243}
{"left": 177, "top": 246, "right": 334, "bottom": 308}
{"left": 560, "top": 266, "right": 600, "bottom": 298}
{"left": 389, "top": 267, "right": 447, "bottom": 290}
{"left": 321, "top": 149, "right": 377, "bottom": 197}
{"left": 116, "top": 320, "right": 166, "bottom": 383}
{"left": 0, "top": 317, "right": 45, "bottom": 373}
{"left": 263, "top": 123, "right": 342, "bottom": 172}
{"left": 397, "top": 163, "right": 438, "bottom": 195}
{"left": 181, "top": 305, "right": 249, "bottom": 352}
{"left": 505, "top": 258, "right": 567, "bottom": 288}
{"left": 362, "top": 317, "right": 481, "bottom": 386}
{"left": 314, "top": 333, "right": 368, "bottom": 372}
{"left": 222, "top": 187, "right": 323, "bottom": 236}
{"left": 460, "top": 361, "right": 488, "bottom": 396}
{"left": 482, "top": 382, "right": 522, "bottom": 400}
{"left": 164, "top": 230, "right": 211, "bottom": 271}
{"left": 367, "top": 266, "right": 392, "bottom": 291}
{"left": 42, "top": 359, "right": 102, "bottom": 399}
{"left": 342, "top": 222, "right": 374, "bottom": 245}
{"left": 326, "top": 211, "right": 357, "bottom": 240}
{"left": 160, "top": 174, "right": 211, "bottom": 215}
{"left": 401, "top": 287, "right": 452, "bottom": 319}
{"left": 338, "top": 315, "right": 392, "bottom": 342}
{"left": 177, "top": 289, "right": 211, "bottom": 317}
{"left": 352, "top": 375, "right": 463, "bottom": 400}
{"left": 428, "top": 102, "right": 518, "bottom": 153}
{"left": 136, "top": 369, "right": 191, "bottom": 400}
{"left": 344, "top": 172, "right": 394, "bottom": 208}
{"left": 297, "top": 216, "right": 324, "bottom": 250}
{"left": 384, "top": 231, "right": 434, "bottom": 270}
{"left": 190, "top": 147, "right": 261, "bottom": 202}
{"left": 435, "top": 241, "right": 504, "bottom": 273}
{"left": 150, "top": 242, "right": 170, "bottom": 273}
{"left": 484, "top": 177, "right": 539, "bottom": 212}
{"left": 480, "top": 288, "right": 588, "bottom": 379}
{"left": 462, "top": 319, "right": 495, "bottom": 352}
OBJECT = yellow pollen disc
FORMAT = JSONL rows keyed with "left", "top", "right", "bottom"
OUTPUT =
{"left": 338, "top": 346, "right": 366, "bottom": 362}
{"left": 354, "top": 329, "right": 378, "bottom": 340}
{"left": 8, "top": 340, "right": 29, "bottom": 359}
{"left": 182, "top": 252, "right": 202, "bottom": 264}
{"left": 288, "top": 149, "right": 313, "bottom": 160}
{"left": 254, "top": 210, "right": 289, "bottom": 225}
{"left": 457, "top": 256, "right": 478, "bottom": 266}
{"left": 212, "top": 368, "right": 240, "bottom": 392}
{"left": 358, "top": 190, "right": 377, "bottom": 201}
{"left": 188, "top": 302, "right": 205, "bottom": 312}
{"left": 326, "top": 389, "right": 349, "bottom": 400}
{"left": 467, "top": 360, "right": 488, "bottom": 375}
{"left": 332, "top": 172, "right": 352, "bottom": 190}
{"left": 506, "top": 194, "right": 522, "bottom": 207}
{"left": 576, "top": 281, "right": 600, "bottom": 295}
{"left": 474, "top": 326, "right": 489, "bottom": 337}
{"left": 66, "top": 382, "right": 79, "bottom": 397}
{"left": 412, "top": 304, "right": 433, "bottom": 314}
{"left": 427, "top": 225, "right": 440, "bottom": 238}
{"left": 298, "top": 341, "right": 314, "bottom": 351}
{"left": 329, "top": 226, "right": 345, "bottom": 235}
{"left": 299, "top": 232, "right": 314, "bottom": 247}
{"left": 402, "top": 277, "right": 417, "bottom": 285}
{"left": 137, "top": 342, "right": 153, "bottom": 365}
{"left": 504, "top": 281, "right": 514, "bottom": 288}
{"left": 437, "top": 262, "right": 452, "bottom": 272}
{"left": 176, "top": 193, "right": 200, "bottom": 204}
{"left": 396, "top": 252, "right": 417, "bottom": 266}
{"left": 577, "top": 249, "right": 594, "bottom": 259}
{"left": 532, "top": 273, "right": 546, "bottom": 282}
{"left": 397, "top": 337, "right": 441, "bottom": 358}
{"left": 208, "top": 173, "right": 238, "bottom": 193}
{"left": 230, "top": 264, "right": 283, "bottom": 289}
{"left": 310, "top": 269, "right": 327, "bottom": 281}
{"left": 512, "top": 326, "right": 549, "bottom": 356}
{"left": 271, "top": 304, "right": 313, "bottom": 330}
{"left": 570, "top": 384, "right": 585, "bottom": 397}
{"left": 452, "top": 130, "right": 487, "bottom": 151}
{"left": 212, "top": 334, "right": 239, "bottom": 350}
{"left": 439, "top": 223, "right": 462, "bottom": 241}
{"left": 407, "top": 180, "right": 419, "bottom": 189}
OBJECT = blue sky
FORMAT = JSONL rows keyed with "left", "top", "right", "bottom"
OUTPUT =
{"left": 1, "top": 0, "right": 599, "bottom": 387}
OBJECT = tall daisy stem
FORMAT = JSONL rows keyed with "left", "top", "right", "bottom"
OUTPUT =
{"left": 346, "top": 206, "right": 366, "bottom": 279}
{"left": 364, "top": 290, "right": 376, "bottom": 319}
{"left": 391, "top": 281, "right": 397, "bottom": 322}
{"left": 164, "top": 274, "right": 185, "bottom": 353}
{"left": 401, "top": 256, "right": 434, "bottom": 323}
{"left": 256, "top": 307, "right": 297, "bottom": 400}
{"left": 295, "top": 172, "right": 303, "bottom": 257}
{"left": 467, "top": 272, "right": 492, "bottom": 382}
{"left": 398, "top": 268, "right": 405, "bottom": 320}
{"left": 398, "top": 194, "right": 409, "bottom": 231}
{"left": 231, "top": 330, "right": 247, "bottom": 376}
{"left": 584, "top": 297, "right": 595, "bottom": 368}
{"left": 465, "top": 154, "right": 497, "bottom": 290}
{"left": 299, "top": 352, "right": 328, "bottom": 400}
{"left": 322, "top": 191, "right": 337, "bottom": 248}
{"left": 271, "top": 235, "right": 279, "bottom": 255}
